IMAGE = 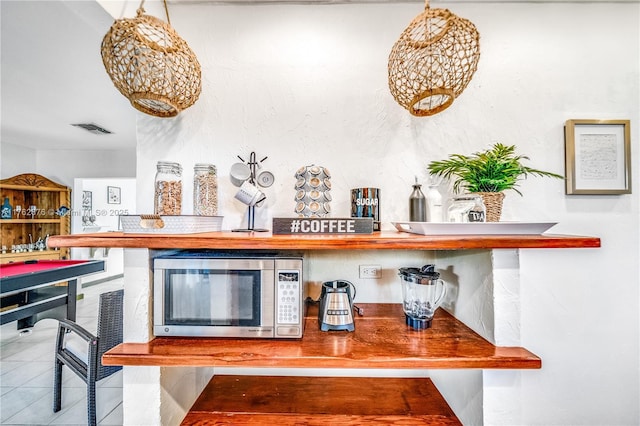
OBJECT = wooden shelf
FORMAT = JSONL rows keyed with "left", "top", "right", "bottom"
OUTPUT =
{"left": 181, "top": 375, "right": 462, "bottom": 425}
{"left": 1, "top": 219, "right": 63, "bottom": 224}
{"left": 1, "top": 174, "right": 71, "bottom": 261}
{"left": 103, "top": 304, "right": 541, "bottom": 370}
{"left": 49, "top": 230, "right": 600, "bottom": 251}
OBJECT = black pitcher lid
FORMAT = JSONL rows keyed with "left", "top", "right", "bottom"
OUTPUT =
{"left": 398, "top": 264, "right": 440, "bottom": 280}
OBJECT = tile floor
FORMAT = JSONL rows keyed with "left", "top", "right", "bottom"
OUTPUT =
{"left": 1, "top": 278, "right": 124, "bottom": 425}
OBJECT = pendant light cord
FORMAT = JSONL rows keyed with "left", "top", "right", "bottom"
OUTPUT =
{"left": 163, "top": 0, "right": 171, "bottom": 25}
{"left": 136, "top": 0, "right": 171, "bottom": 24}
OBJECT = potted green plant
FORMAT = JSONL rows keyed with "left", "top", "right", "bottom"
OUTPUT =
{"left": 427, "top": 143, "right": 564, "bottom": 221}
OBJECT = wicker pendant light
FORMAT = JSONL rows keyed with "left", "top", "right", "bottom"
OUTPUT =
{"left": 388, "top": 0, "right": 480, "bottom": 117}
{"left": 101, "top": 0, "right": 202, "bottom": 118}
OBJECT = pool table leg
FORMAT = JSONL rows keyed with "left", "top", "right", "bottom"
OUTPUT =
{"left": 66, "top": 279, "right": 77, "bottom": 321}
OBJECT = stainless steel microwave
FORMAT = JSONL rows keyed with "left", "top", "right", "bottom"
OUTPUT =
{"left": 153, "top": 252, "right": 305, "bottom": 339}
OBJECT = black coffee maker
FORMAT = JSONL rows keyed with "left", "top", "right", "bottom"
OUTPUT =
{"left": 318, "top": 280, "right": 356, "bottom": 332}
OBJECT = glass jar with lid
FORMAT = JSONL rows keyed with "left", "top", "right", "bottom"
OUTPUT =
{"left": 447, "top": 195, "right": 486, "bottom": 223}
{"left": 193, "top": 163, "right": 218, "bottom": 216}
{"left": 154, "top": 161, "right": 183, "bottom": 215}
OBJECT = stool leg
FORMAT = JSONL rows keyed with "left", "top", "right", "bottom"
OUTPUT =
{"left": 87, "top": 380, "right": 97, "bottom": 426}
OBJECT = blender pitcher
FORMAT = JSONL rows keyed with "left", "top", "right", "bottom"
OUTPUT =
{"left": 398, "top": 264, "right": 446, "bottom": 330}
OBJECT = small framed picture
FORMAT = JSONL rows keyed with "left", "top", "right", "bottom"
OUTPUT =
{"left": 564, "top": 119, "right": 631, "bottom": 195}
{"left": 107, "top": 186, "right": 121, "bottom": 204}
{"left": 82, "top": 191, "right": 92, "bottom": 210}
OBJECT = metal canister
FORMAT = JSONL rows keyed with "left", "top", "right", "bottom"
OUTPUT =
{"left": 351, "top": 187, "right": 380, "bottom": 231}
{"left": 409, "top": 180, "right": 426, "bottom": 222}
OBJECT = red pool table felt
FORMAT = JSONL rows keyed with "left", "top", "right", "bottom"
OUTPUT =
{"left": 0, "top": 260, "right": 92, "bottom": 279}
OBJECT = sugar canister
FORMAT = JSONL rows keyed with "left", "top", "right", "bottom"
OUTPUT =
{"left": 193, "top": 163, "right": 218, "bottom": 216}
{"left": 154, "top": 161, "right": 183, "bottom": 215}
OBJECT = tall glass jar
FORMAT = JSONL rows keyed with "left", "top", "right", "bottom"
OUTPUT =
{"left": 193, "top": 163, "right": 218, "bottom": 216}
{"left": 154, "top": 161, "right": 182, "bottom": 215}
{"left": 447, "top": 195, "right": 486, "bottom": 223}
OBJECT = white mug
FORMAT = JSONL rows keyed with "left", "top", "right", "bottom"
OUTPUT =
{"left": 235, "top": 181, "right": 266, "bottom": 206}
{"left": 230, "top": 163, "right": 251, "bottom": 187}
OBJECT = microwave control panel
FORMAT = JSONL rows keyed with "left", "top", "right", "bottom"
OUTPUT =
{"left": 276, "top": 270, "right": 301, "bottom": 327}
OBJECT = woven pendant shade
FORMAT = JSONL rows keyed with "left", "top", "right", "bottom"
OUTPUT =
{"left": 388, "top": 1, "right": 480, "bottom": 116}
{"left": 101, "top": 2, "right": 201, "bottom": 118}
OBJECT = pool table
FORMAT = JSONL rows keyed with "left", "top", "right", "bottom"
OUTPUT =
{"left": 0, "top": 259, "right": 105, "bottom": 329}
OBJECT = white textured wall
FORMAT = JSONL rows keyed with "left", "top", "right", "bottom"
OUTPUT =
{"left": 0, "top": 142, "right": 135, "bottom": 187}
{"left": 131, "top": 2, "right": 639, "bottom": 425}
{"left": 35, "top": 149, "right": 136, "bottom": 188}
{"left": 0, "top": 142, "right": 36, "bottom": 178}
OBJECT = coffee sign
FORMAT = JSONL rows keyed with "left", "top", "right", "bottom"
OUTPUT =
{"left": 272, "top": 217, "right": 374, "bottom": 235}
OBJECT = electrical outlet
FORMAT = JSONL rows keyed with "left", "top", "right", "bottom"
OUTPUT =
{"left": 359, "top": 264, "right": 382, "bottom": 279}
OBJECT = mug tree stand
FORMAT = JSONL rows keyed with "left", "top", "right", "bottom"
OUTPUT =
{"left": 233, "top": 205, "right": 268, "bottom": 233}
{"left": 233, "top": 152, "right": 269, "bottom": 233}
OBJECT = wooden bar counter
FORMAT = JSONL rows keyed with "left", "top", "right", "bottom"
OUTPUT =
{"left": 103, "top": 304, "right": 541, "bottom": 369}
{"left": 48, "top": 230, "right": 592, "bottom": 370}
{"left": 48, "top": 230, "right": 600, "bottom": 251}
{"left": 49, "top": 229, "right": 597, "bottom": 424}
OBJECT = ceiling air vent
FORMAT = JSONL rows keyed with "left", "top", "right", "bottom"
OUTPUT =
{"left": 71, "top": 123, "right": 113, "bottom": 135}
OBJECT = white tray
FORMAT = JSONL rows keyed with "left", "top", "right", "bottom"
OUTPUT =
{"left": 120, "top": 215, "right": 223, "bottom": 234}
{"left": 392, "top": 221, "right": 558, "bottom": 236}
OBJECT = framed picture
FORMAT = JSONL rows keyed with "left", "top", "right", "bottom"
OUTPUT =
{"left": 564, "top": 119, "right": 631, "bottom": 195}
{"left": 82, "top": 191, "right": 92, "bottom": 210}
{"left": 107, "top": 186, "right": 121, "bottom": 204}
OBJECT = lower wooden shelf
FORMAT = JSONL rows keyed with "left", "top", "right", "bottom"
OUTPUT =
{"left": 181, "top": 375, "right": 462, "bottom": 425}
{"left": 103, "top": 304, "right": 541, "bottom": 370}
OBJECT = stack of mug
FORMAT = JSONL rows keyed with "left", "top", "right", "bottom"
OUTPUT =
{"left": 230, "top": 162, "right": 267, "bottom": 207}
{"left": 294, "top": 165, "right": 332, "bottom": 217}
